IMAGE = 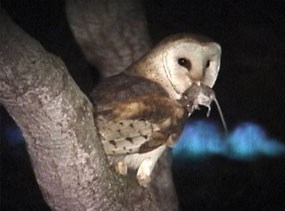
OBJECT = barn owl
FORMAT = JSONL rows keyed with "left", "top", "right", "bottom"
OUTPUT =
{"left": 90, "top": 34, "right": 221, "bottom": 187}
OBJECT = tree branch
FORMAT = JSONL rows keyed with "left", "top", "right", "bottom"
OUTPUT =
{"left": 65, "top": 0, "right": 151, "bottom": 77}
{"left": 0, "top": 8, "right": 112, "bottom": 210}
{"left": 0, "top": 7, "right": 178, "bottom": 211}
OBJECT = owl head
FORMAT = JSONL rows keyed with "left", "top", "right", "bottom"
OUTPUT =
{"left": 128, "top": 34, "right": 221, "bottom": 100}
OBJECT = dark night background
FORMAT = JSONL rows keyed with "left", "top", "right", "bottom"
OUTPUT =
{"left": 1, "top": 0, "right": 285, "bottom": 210}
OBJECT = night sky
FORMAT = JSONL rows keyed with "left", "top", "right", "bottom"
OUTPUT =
{"left": 1, "top": 0, "right": 285, "bottom": 210}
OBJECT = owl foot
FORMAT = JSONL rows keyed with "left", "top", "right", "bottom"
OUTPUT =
{"left": 120, "top": 145, "right": 167, "bottom": 187}
{"left": 115, "top": 160, "right": 128, "bottom": 175}
{"left": 136, "top": 158, "right": 153, "bottom": 187}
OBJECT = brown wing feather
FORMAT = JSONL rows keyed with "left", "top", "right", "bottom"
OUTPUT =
{"left": 90, "top": 73, "right": 168, "bottom": 107}
{"left": 110, "top": 94, "right": 184, "bottom": 124}
{"left": 90, "top": 72, "right": 185, "bottom": 124}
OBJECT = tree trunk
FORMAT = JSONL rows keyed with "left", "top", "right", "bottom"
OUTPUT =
{"left": 0, "top": 8, "right": 178, "bottom": 211}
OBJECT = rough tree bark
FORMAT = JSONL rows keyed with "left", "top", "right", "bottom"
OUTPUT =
{"left": 0, "top": 5, "right": 178, "bottom": 211}
{"left": 65, "top": 0, "right": 151, "bottom": 77}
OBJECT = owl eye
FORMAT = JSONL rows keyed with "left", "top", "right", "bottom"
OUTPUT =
{"left": 206, "top": 60, "right": 210, "bottom": 68}
{"left": 177, "top": 58, "right": 191, "bottom": 70}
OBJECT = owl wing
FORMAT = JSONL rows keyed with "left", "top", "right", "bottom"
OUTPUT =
{"left": 90, "top": 73, "right": 185, "bottom": 155}
{"left": 96, "top": 116, "right": 162, "bottom": 155}
{"left": 90, "top": 73, "right": 168, "bottom": 111}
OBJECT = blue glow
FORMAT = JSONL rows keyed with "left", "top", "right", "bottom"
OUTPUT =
{"left": 172, "top": 120, "right": 285, "bottom": 160}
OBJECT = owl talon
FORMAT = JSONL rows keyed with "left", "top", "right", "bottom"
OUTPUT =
{"left": 115, "top": 161, "right": 128, "bottom": 175}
